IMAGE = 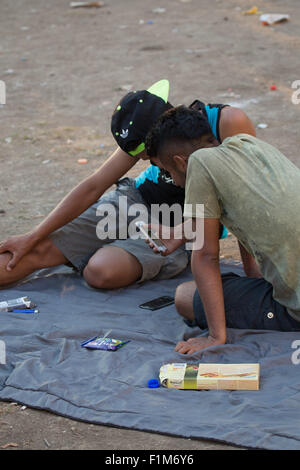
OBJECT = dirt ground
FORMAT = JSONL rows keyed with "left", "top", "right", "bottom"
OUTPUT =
{"left": 0, "top": 0, "right": 300, "bottom": 451}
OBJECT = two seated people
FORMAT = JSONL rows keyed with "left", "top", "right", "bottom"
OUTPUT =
{"left": 1, "top": 80, "right": 299, "bottom": 354}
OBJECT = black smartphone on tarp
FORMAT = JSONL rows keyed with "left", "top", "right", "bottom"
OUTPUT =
{"left": 139, "top": 296, "right": 175, "bottom": 311}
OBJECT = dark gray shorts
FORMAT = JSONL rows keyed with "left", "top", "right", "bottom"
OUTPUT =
{"left": 49, "top": 178, "right": 190, "bottom": 283}
{"left": 192, "top": 272, "right": 300, "bottom": 332}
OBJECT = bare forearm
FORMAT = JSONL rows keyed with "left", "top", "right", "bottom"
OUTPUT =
{"left": 31, "top": 178, "right": 103, "bottom": 240}
{"left": 31, "top": 148, "right": 137, "bottom": 241}
{"left": 0, "top": 148, "right": 138, "bottom": 270}
{"left": 191, "top": 252, "right": 226, "bottom": 342}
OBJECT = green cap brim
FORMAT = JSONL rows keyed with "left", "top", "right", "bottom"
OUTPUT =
{"left": 147, "top": 79, "right": 169, "bottom": 104}
{"left": 129, "top": 142, "right": 145, "bottom": 157}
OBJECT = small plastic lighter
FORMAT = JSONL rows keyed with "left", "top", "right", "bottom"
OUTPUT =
{"left": 12, "top": 309, "right": 39, "bottom": 314}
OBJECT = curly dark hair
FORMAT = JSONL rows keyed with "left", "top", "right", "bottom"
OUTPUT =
{"left": 145, "top": 105, "right": 212, "bottom": 159}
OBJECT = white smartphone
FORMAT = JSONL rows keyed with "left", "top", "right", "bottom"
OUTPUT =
{"left": 135, "top": 221, "right": 167, "bottom": 253}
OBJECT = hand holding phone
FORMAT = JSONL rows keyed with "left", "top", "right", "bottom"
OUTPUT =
{"left": 135, "top": 221, "right": 167, "bottom": 253}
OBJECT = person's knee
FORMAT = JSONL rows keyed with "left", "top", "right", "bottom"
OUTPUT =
{"left": 83, "top": 247, "right": 142, "bottom": 289}
{"left": 175, "top": 282, "right": 196, "bottom": 321}
{"left": 175, "top": 283, "right": 189, "bottom": 317}
{"left": 83, "top": 257, "right": 117, "bottom": 289}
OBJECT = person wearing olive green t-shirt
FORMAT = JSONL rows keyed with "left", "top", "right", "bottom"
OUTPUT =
{"left": 145, "top": 105, "right": 300, "bottom": 355}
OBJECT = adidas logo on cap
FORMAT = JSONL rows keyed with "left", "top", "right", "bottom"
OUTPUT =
{"left": 120, "top": 129, "right": 129, "bottom": 139}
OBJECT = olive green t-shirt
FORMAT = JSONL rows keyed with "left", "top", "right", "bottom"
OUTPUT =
{"left": 184, "top": 134, "right": 300, "bottom": 322}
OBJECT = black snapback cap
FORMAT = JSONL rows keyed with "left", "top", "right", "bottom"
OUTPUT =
{"left": 111, "top": 79, "right": 171, "bottom": 156}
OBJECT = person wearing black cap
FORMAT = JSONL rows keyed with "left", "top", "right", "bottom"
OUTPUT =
{"left": 0, "top": 80, "right": 255, "bottom": 289}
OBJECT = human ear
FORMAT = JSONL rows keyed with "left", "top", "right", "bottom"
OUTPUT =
{"left": 173, "top": 155, "right": 187, "bottom": 173}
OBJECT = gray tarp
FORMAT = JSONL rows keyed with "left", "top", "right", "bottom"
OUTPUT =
{"left": 0, "top": 261, "right": 300, "bottom": 450}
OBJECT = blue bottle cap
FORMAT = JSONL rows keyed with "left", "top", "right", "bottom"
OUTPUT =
{"left": 148, "top": 379, "right": 160, "bottom": 388}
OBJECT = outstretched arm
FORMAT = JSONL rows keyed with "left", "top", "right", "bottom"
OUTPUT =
{"left": 28, "top": 147, "right": 137, "bottom": 240}
{"left": 0, "top": 147, "right": 138, "bottom": 270}
{"left": 175, "top": 218, "right": 226, "bottom": 354}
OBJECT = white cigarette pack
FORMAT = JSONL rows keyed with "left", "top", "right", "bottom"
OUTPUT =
{"left": 160, "top": 363, "right": 260, "bottom": 391}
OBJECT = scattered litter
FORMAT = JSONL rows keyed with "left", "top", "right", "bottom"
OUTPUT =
{"left": 257, "top": 123, "right": 268, "bottom": 129}
{"left": 67, "top": 139, "right": 73, "bottom": 144}
{"left": 0, "top": 210, "right": 6, "bottom": 215}
{"left": 139, "top": 19, "right": 145, "bottom": 24}
{"left": 20, "top": 405, "right": 27, "bottom": 410}
{"left": 160, "top": 363, "right": 260, "bottom": 391}
{"left": 4, "top": 137, "right": 12, "bottom": 144}
{"left": 140, "top": 45, "right": 165, "bottom": 51}
{"left": 152, "top": 8, "right": 166, "bottom": 14}
{"left": 243, "top": 6, "right": 261, "bottom": 15}
{"left": 0, "top": 442, "right": 19, "bottom": 449}
{"left": 82, "top": 330, "right": 130, "bottom": 351}
{"left": 70, "top": 1, "right": 104, "bottom": 8}
{"left": 147, "top": 20, "right": 154, "bottom": 25}
{"left": 4, "top": 69, "right": 14, "bottom": 74}
{"left": 82, "top": 337, "right": 130, "bottom": 351}
{"left": 43, "top": 438, "right": 51, "bottom": 448}
{"left": 42, "top": 159, "right": 50, "bottom": 164}
{"left": 20, "top": 26, "right": 30, "bottom": 30}
{"left": 78, "top": 158, "right": 88, "bottom": 164}
{"left": 218, "top": 91, "right": 241, "bottom": 99}
{"left": 99, "top": 100, "right": 111, "bottom": 108}
{"left": 270, "top": 85, "right": 277, "bottom": 91}
{"left": 116, "top": 84, "right": 133, "bottom": 92}
{"left": 185, "top": 48, "right": 209, "bottom": 54}
{"left": 0, "top": 296, "right": 36, "bottom": 312}
{"left": 99, "top": 144, "right": 105, "bottom": 148}
{"left": 148, "top": 379, "right": 160, "bottom": 388}
{"left": 260, "top": 14, "right": 290, "bottom": 26}
{"left": 12, "top": 309, "right": 39, "bottom": 314}
{"left": 225, "top": 97, "right": 260, "bottom": 109}
{"left": 71, "top": 426, "right": 81, "bottom": 435}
